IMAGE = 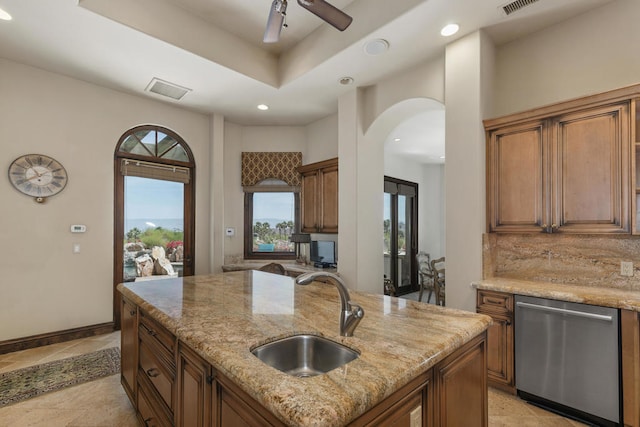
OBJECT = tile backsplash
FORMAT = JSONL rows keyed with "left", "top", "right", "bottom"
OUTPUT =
{"left": 483, "top": 233, "right": 640, "bottom": 291}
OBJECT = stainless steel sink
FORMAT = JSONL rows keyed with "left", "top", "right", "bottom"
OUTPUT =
{"left": 251, "top": 334, "right": 359, "bottom": 377}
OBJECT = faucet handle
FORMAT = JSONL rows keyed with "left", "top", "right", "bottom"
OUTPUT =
{"left": 349, "top": 303, "right": 364, "bottom": 319}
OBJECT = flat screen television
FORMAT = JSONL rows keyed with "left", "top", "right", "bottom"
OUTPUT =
{"left": 310, "top": 240, "right": 336, "bottom": 268}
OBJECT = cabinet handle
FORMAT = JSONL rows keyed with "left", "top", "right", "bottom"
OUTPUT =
{"left": 485, "top": 298, "right": 502, "bottom": 305}
{"left": 129, "top": 310, "right": 136, "bottom": 316}
{"left": 206, "top": 375, "right": 214, "bottom": 384}
{"left": 505, "top": 320, "right": 512, "bottom": 326}
{"left": 144, "top": 417, "right": 153, "bottom": 427}
{"left": 148, "top": 329, "right": 157, "bottom": 337}
{"left": 146, "top": 368, "right": 160, "bottom": 378}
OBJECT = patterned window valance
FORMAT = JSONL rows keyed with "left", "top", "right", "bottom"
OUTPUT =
{"left": 241, "top": 152, "right": 302, "bottom": 188}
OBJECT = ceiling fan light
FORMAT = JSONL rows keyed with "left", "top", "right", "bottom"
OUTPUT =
{"left": 263, "top": 0, "right": 287, "bottom": 43}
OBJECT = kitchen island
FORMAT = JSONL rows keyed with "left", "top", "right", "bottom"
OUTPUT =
{"left": 118, "top": 271, "right": 491, "bottom": 426}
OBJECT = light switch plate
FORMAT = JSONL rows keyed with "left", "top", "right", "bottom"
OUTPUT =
{"left": 225, "top": 227, "right": 235, "bottom": 237}
{"left": 621, "top": 261, "right": 634, "bottom": 277}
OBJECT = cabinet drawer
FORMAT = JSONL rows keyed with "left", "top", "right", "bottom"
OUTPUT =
{"left": 137, "top": 378, "right": 172, "bottom": 427}
{"left": 139, "top": 310, "right": 176, "bottom": 368}
{"left": 139, "top": 339, "right": 175, "bottom": 412}
{"left": 477, "top": 290, "right": 513, "bottom": 314}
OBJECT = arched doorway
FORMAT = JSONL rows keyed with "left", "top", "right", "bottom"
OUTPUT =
{"left": 113, "top": 125, "right": 196, "bottom": 328}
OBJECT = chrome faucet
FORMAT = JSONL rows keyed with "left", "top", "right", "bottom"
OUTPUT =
{"left": 295, "top": 272, "right": 365, "bottom": 337}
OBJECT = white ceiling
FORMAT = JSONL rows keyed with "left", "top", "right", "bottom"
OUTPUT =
{"left": 0, "top": 0, "right": 615, "bottom": 163}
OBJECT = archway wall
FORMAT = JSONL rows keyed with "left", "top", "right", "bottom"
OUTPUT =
{"left": 337, "top": 56, "right": 446, "bottom": 294}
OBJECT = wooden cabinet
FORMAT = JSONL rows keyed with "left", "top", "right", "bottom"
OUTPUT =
{"left": 137, "top": 310, "right": 177, "bottom": 426}
{"left": 476, "top": 290, "right": 514, "bottom": 393}
{"left": 122, "top": 298, "right": 487, "bottom": 427}
{"left": 298, "top": 157, "right": 338, "bottom": 233}
{"left": 217, "top": 375, "right": 285, "bottom": 427}
{"left": 622, "top": 310, "right": 640, "bottom": 427}
{"left": 348, "top": 372, "right": 431, "bottom": 427}
{"left": 433, "top": 333, "right": 487, "bottom": 427}
{"left": 486, "top": 101, "right": 630, "bottom": 234}
{"left": 121, "top": 297, "right": 138, "bottom": 404}
{"left": 177, "top": 343, "right": 214, "bottom": 427}
{"left": 633, "top": 99, "right": 640, "bottom": 235}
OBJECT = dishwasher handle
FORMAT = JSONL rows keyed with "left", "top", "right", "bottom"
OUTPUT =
{"left": 515, "top": 301, "right": 614, "bottom": 322}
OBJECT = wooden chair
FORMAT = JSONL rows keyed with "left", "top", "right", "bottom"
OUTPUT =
{"left": 416, "top": 251, "right": 434, "bottom": 303}
{"left": 383, "top": 275, "right": 396, "bottom": 297}
{"left": 258, "top": 262, "right": 286, "bottom": 275}
{"left": 430, "top": 257, "right": 445, "bottom": 306}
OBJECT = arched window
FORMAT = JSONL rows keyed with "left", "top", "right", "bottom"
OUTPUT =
{"left": 113, "top": 125, "right": 195, "bottom": 328}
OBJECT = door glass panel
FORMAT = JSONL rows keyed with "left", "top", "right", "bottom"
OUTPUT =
{"left": 383, "top": 193, "right": 392, "bottom": 284}
{"left": 383, "top": 178, "right": 417, "bottom": 295}
{"left": 123, "top": 176, "right": 184, "bottom": 281}
{"left": 398, "top": 194, "right": 413, "bottom": 292}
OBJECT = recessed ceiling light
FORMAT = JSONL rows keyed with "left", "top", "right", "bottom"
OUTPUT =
{"left": 339, "top": 76, "right": 354, "bottom": 85}
{"left": 439, "top": 156, "right": 446, "bottom": 159}
{"left": 440, "top": 24, "right": 459, "bottom": 37}
{"left": 364, "top": 39, "right": 389, "bottom": 56}
{"left": 394, "top": 138, "right": 401, "bottom": 142}
{"left": 0, "top": 7, "right": 12, "bottom": 21}
{"left": 257, "top": 104, "right": 269, "bottom": 111}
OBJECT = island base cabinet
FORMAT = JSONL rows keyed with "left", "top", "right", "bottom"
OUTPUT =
{"left": 433, "top": 333, "right": 487, "bottom": 427}
{"left": 177, "top": 343, "right": 214, "bottom": 427}
{"left": 348, "top": 381, "right": 431, "bottom": 427}
{"left": 216, "top": 375, "right": 286, "bottom": 427}
{"left": 120, "top": 297, "right": 138, "bottom": 404}
{"left": 121, "top": 297, "right": 487, "bottom": 427}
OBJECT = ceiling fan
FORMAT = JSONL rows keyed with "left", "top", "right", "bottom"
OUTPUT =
{"left": 263, "top": 0, "right": 353, "bottom": 43}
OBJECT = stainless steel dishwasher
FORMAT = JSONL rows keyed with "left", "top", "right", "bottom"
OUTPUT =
{"left": 515, "top": 295, "right": 620, "bottom": 427}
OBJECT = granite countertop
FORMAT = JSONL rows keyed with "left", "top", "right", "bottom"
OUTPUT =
{"left": 118, "top": 271, "right": 491, "bottom": 427}
{"left": 222, "top": 262, "right": 337, "bottom": 275}
{"left": 474, "top": 277, "right": 640, "bottom": 312}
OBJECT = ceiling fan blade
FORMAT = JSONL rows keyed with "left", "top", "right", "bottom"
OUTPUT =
{"left": 264, "top": 0, "right": 287, "bottom": 43}
{"left": 297, "top": 0, "right": 353, "bottom": 31}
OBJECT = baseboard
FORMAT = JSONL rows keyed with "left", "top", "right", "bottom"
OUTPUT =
{"left": 0, "top": 322, "right": 115, "bottom": 355}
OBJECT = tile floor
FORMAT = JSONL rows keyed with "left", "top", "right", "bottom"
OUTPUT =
{"left": 0, "top": 331, "right": 587, "bottom": 426}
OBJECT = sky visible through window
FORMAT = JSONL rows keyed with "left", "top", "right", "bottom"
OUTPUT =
{"left": 253, "top": 192, "right": 295, "bottom": 224}
{"left": 125, "top": 176, "right": 184, "bottom": 232}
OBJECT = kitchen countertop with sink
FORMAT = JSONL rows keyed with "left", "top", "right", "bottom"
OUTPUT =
{"left": 118, "top": 270, "right": 491, "bottom": 426}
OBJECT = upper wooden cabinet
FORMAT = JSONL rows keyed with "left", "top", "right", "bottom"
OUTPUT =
{"left": 298, "top": 158, "right": 338, "bottom": 234}
{"left": 486, "top": 101, "right": 630, "bottom": 234}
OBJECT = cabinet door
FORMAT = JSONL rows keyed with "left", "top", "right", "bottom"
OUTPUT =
{"left": 177, "top": 344, "right": 213, "bottom": 427}
{"left": 319, "top": 164, "right": 338, "bottom": 233}
{"left": 485, "top": 313, "right": 514, "bottom": 391}
{"left": 121, "top": 297, "right": 138, "bottom": 403}
{"left": 487, "top": 120, "right": 547, "bottom": 232}
{"left": 433, "top": 333, "right": 487, "bottom": 427}
{"left": 551, "top": 102, "right": 630, "bottom": 233}
{"left": 300, "top": 171, "right": 319, "bottom": 233}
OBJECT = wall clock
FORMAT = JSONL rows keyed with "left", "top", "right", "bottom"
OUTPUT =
{"left": 8, "top": 154, "right": 68, "bottom": 203}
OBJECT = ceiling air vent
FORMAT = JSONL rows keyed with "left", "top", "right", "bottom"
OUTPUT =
{"left": 501, "top": 0, "right": 540, "bottom": 16}
{"left": 145, "top": 78, "right": 191, "bottom": 100}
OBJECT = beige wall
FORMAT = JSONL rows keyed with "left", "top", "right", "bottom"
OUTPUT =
{"left": 384, "top": 156, "right": 445, "bottom": 260}
{"left": 221, "top": 124, "right": 309, "bottom": 263}
{"left": 493, "top": 0, "right": 640, "bottom": 118}
{"left": 0, "top": 59, "right": 212, "bottom": 341}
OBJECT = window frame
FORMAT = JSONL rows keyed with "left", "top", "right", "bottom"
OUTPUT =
{"left": 243, "top": 191, "right": 300, "bottom": 260}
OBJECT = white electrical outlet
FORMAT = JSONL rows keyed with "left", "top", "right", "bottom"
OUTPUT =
{"left": 621, "top": 261, "right": 634, "bottom": 277}
{"left": 409, "top": 406, "right": 422, "bottom": 427}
